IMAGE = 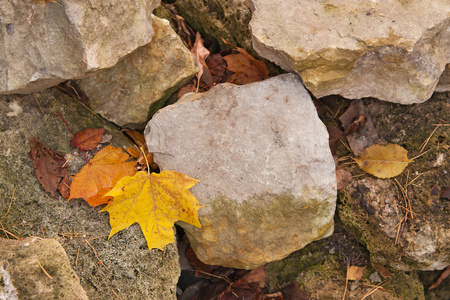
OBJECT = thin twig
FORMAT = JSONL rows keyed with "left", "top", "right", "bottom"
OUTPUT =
{"left": 85, "top": 240, "right": 111, "bottom": 272}
{"left": 0, "top": 222, "right": 23, "bottom": 240}
{"left": 37, "top": 260, "right": 53, "bottom": 279}
{"left": 419, "top": 125, "right": 440, "bottom": 153}
{"left": 3, "top": 187, "right": 15, "bottom": 218}
{"left": 84, "top": 235, "right": 108, "bottom": 242}
{"left": 111, "top": 288, "right": 123, "bottom": 300}
{"left": 54, "top": 112, "right": 89, "bottom": 164}
{"left": 361, "top": 281, "right": 388, "bottom": 299}
{"left": 75, "top": 243, "right": 81, "bottom": 266}
{"left": 342, "top": 258, "right": 350, "bottom": 300}
{"left": 33, "top": 93, "right": 44, "bottom": 113}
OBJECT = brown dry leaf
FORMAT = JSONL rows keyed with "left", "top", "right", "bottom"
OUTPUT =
{"left": 222, "top": 39, "right": 269, "bottom": 84}
{"left": 347, "top": 265, "right": 366, "bottom": 281}
{"left": 428, "top": 265, "right": 450, "bottom": 290}
{"left": 354, "top": 144, "right": 413, "bottom": 178}
{"left": 280, "top": 282, "right": 308, "bottom": 300}
{"left": 339, "top": 100, "right": 378, "bottom": 156}
{"left": 71, "top": 128, "right": 104, "bottom": 151}
{"left": 206, "top": 53, "right": 228, "bottom": 83}
{"left": 371, "top": 262, "right": 392, "bottom": 278}
{"left": 441, "top": 186, "right": 450, "bottom": 200}
{"left": 327, "top": 125, "right": 343, "bottom": 156}
{"left": 126, "top": 147, "right": 140, "bottom": 158}
{"left": 336, "top": 168, "right": 352, "bottom": 190}
{"left": 122, "top": 129, "right": 147, "bottom": 151}
{"left": 28, "top": 138, "right": 69, "bottom": 198}
{"left": 177, "top": 82, "right": 196, "bottom": 99}
{"left": 217, "top": 280, "right": 260, "bottom": 300}
{"left": 68, "top": 146, "right": 137, "bottom": 206}
{"left": 241, "top": 266, "right": 266, "bottom": 288}
{"left": 224, "top": 52, "right": 269, "bottom": 84}
{"left": 122, "top": 130, "right": 157, "bottom": 171}
{"left": 191, "top": 32, "right": 212, "bottom": 88}
{"left": 186, "top": 246, "right": 214, "bottom": 273}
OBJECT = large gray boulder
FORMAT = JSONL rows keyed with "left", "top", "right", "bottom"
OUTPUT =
{"left": 145, "top": 74, "right": 337, "bottom": 269}
{"left": 0, "top": 0, "right": 160, "bottom": 94}
{"left": 249, "top": 0, "right": 450, "bottom": 104}
{"left": 78, "top": 16, "right": 198, "bottom": 129}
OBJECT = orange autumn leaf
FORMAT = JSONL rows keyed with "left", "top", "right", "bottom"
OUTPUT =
{"left": 354, "top": 144, "right": 413, "bottom": 178}
{"left": 71, "top": 128, "right": 104, "bottom": 151}
{"left": 222, "top": 39, "right": 269, "bottom": 85}
{"left": 224, "top": 53, "right": 269, "bottom": 84}
{"left": 101, "top": 170, "right": 203, "bottom": 250}
{"left": 69, "top": 146, "right": 136, "bottom": 206}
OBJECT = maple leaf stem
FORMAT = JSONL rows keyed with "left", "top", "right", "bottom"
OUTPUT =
{"left": 54, "top": 112, "right": 89, "bottom": 164}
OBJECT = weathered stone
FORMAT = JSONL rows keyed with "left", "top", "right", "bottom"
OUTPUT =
{"left": 249, "top": 0, "right": 450, "bottom": 104}
{"left": 340, "top": 178, "right": 450, "bottom": 271}
{"left": 0, "top": 0, "right": 159, "bottom": 94}
{"left": 175, "top": 0, "right": 253, "bottom": 51}
{"left": 436, "top": 64, "right": 450, "bottom": 92}
{"left": 78, "top": 16, "right": 198, "bottom": 129}
{"left": 0, "top": 237, "right": 88, "bottom": 300}
{"left": 145, "top": 74, "right": 337, "bottom": 269}
{"left": 337, "top": 92, "right": 449, "bottom": 271}
{"left": 0, "top": 88, "right": 179, "bottom": 299}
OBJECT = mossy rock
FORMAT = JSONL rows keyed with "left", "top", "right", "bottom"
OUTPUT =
{"left": 337, "top": 92, "right": 449, "bottom": 271}
{"left": 265, "top": 233, "right": 425, "bottom": 299}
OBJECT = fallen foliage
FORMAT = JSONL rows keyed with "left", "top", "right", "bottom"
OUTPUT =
{"left": 347, "top": 265, "right": 366, "bottom": 281}
{"left": 354, "top": 144, "right": 412, "bottom": 178}
{"left": 101, "top": 170, "right": 202, "bottom": 250}
{"left": 71, "top": 128, "right": 104, "bottom": 151}
{"left": 428, "top": 265, "right": 450, "bottom": 290}
{"left": 68, "top": 146, "right": 137, "bottom": 206}
{"left": 28, "top": 138, "right": 70, "bottom": 198}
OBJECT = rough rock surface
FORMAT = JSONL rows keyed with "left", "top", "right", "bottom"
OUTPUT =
{"left": 174, "top": 0, "right": 253, "bottom": 51}
{"left": 0, "top": 0, "right": 159, "bottom": 94}
{"left": 0, "top": 237, "right": 88, "bottom": 300}
{"left": 340, "top": 178, "right": 449, "bottom": 271}
{"left": 0, "top": 88, "right": 179, "bottom": 299}
{"left": 249, "top": 0, "right": 450, "bottom": 104}
{"left": 145, "top": 74, "right": 337, "bottom": 269}
{"left": 337, "top": 92, "right": 449, "bottom": 271}
{"left": 78, "top": 16, "right": 198, "bottom": 129}
{"left": 436, "top": 64, "right": 450, "bottom": 92}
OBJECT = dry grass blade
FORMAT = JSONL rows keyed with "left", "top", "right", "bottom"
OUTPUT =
{"left": 37, "top": 260, "right": 53, "bottom": 279}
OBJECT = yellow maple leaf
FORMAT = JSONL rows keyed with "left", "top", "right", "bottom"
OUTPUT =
{"left": 101, "top": 170, "right": 203, "bottom": 250}
{"left": 354, "top": 144, "right": 413, "bottom": 178}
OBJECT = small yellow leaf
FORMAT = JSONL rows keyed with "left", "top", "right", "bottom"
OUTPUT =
{"left": 101, "top": 170, "right": 203, "bottom": 250}
{"left": 354, "top": 144, "right": 412, "bottom": 178}
{"left": 347, "top": 265, "right": 366, "bottom": 281}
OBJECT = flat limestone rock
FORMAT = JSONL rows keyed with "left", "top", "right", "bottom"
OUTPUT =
{"left": 0, "top": 237, "right": 88, "bottom": 300}
{"left": 78, "top": 16, "right": 198, "bottom": 129}
{"left": 0, "top": 0, "right": 159, "bottom": 94}
{"left": 145, "top": 74, "right": 337, "bottom": 269}
{"left": 249, "top": 0, "right": 450, "bottom": 104}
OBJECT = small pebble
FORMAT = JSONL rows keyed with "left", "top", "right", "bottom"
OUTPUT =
{"left": 370, "top": 271, "right": 382, "bottom": 283}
